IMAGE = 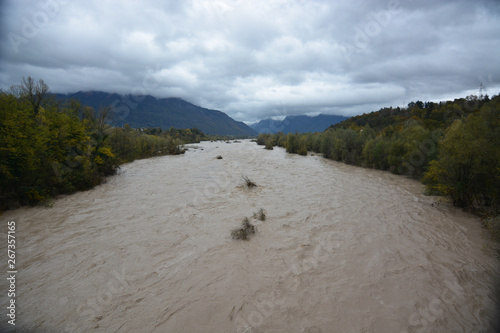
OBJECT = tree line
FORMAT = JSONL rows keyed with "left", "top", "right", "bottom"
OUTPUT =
{"left": 0, "top": 77, "right": 205, "bottom": 210}
{"left": 257, "top": 94, "right": 500, "bottom": 214}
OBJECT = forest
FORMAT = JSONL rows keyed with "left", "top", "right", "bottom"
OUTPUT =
{"left": 257, "top": 94, "right": 500, "bottom": 236}
{"left": 0, "top": 77, "right": 205, "bottom": 210}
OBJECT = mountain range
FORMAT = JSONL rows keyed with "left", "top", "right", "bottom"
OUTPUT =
{"left": 250, "top": 114, "right": 348, "bottom": 134}
{"left": 55, "top": 91, "right": 349, "bottom": 136}
{"left": 54, "top": 91, "right": 256, "bottom": 136}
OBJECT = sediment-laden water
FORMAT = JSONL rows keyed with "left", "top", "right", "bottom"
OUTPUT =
{"left": 1, "top": 140, "right": 499, "bottom": 332}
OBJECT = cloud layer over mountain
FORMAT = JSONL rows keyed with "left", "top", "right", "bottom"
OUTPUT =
{"left": 1, "top": 0, "right": 499, "bottom": 122}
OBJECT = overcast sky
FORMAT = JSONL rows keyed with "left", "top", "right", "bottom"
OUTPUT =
{"left": 1, "top": 0, "right": 499, "bottom": 123}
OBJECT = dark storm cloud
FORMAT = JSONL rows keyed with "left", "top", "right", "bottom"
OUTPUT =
{"left": 1, "top": 0, "right": 499, "bottom": 122}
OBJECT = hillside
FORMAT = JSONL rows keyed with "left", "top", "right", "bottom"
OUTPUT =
{"left": 55, "top": 91, "right": 256, "bottom": 136}
{"left": 251, "top": 114, "right": 348, "bottom": 134}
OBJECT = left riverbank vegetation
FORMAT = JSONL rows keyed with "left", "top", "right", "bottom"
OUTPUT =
{"left": 0, "top": 77, "right": 205, "bottom": 210}
{"left": 257, "top": 93, "right": 500, "bottom": 239}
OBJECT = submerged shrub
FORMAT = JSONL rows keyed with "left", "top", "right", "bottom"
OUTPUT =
{"left": 253, "top": 208, "right": 266, "bottom": 221}
{"left": 231, "top": 217, "right": 256, "bottom": 240}
{"left": 243, "top": 176, "right": 256, "bottom": 188}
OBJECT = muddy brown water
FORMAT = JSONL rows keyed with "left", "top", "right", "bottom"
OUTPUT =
{"left": 1, "top": 140, "right": 499, "bottom": 332}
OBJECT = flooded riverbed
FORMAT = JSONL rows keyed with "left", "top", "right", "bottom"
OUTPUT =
{"left": 1, "top": 140, "right": 499, "bottom": 332}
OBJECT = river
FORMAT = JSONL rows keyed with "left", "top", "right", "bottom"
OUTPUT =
{"left": 1, "top": 140, "right": 499, "bottom": 332}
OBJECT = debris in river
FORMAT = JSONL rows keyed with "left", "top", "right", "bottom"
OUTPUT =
{"left": 216, "top": 155, "right": 223, "bottom": 159}
{"left": 253, "top": 208, "right": 266, "bottom": 221}
{"left": 231, "top": 217, "right": 256, "bottom": 240}
{"left": 243, "top": 175, "right": 256, "bottom": 188}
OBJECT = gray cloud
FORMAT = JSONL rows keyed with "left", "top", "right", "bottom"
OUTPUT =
{"left": 1, "top": 0, "right": 499, "bottom": 123}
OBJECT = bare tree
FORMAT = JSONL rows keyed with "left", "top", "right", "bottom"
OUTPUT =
{"left": 11, "top": 76, "right": 49, "bottom": 115}
{"left": 96, "top": 106, "right": 113, "bottom": 137}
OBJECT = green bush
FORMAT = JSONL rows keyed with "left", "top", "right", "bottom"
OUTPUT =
{"left": 264, "top": 138, "right": 274, "bottom": 150}
{"left": 256, "top": 133, "right": 269, "bottom": 145}
{"left": 423, "top": 102, "right": 500, "bottom": 208}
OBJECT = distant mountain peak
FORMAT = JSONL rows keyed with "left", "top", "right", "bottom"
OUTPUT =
{"left": 250, "top": 114, "right": 348, "bottom": 134}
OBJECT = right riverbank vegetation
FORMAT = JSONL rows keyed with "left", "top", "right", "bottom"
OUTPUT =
{"left": 257, "top": 94, "right": 500, "bottom": 240}
{"left": 0, "top": 77, "right": 206, "bottom": 210}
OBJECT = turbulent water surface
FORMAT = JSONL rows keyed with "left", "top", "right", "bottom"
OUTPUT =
{"left": 1, "top": 140, "right": 499, "bottom": 332}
